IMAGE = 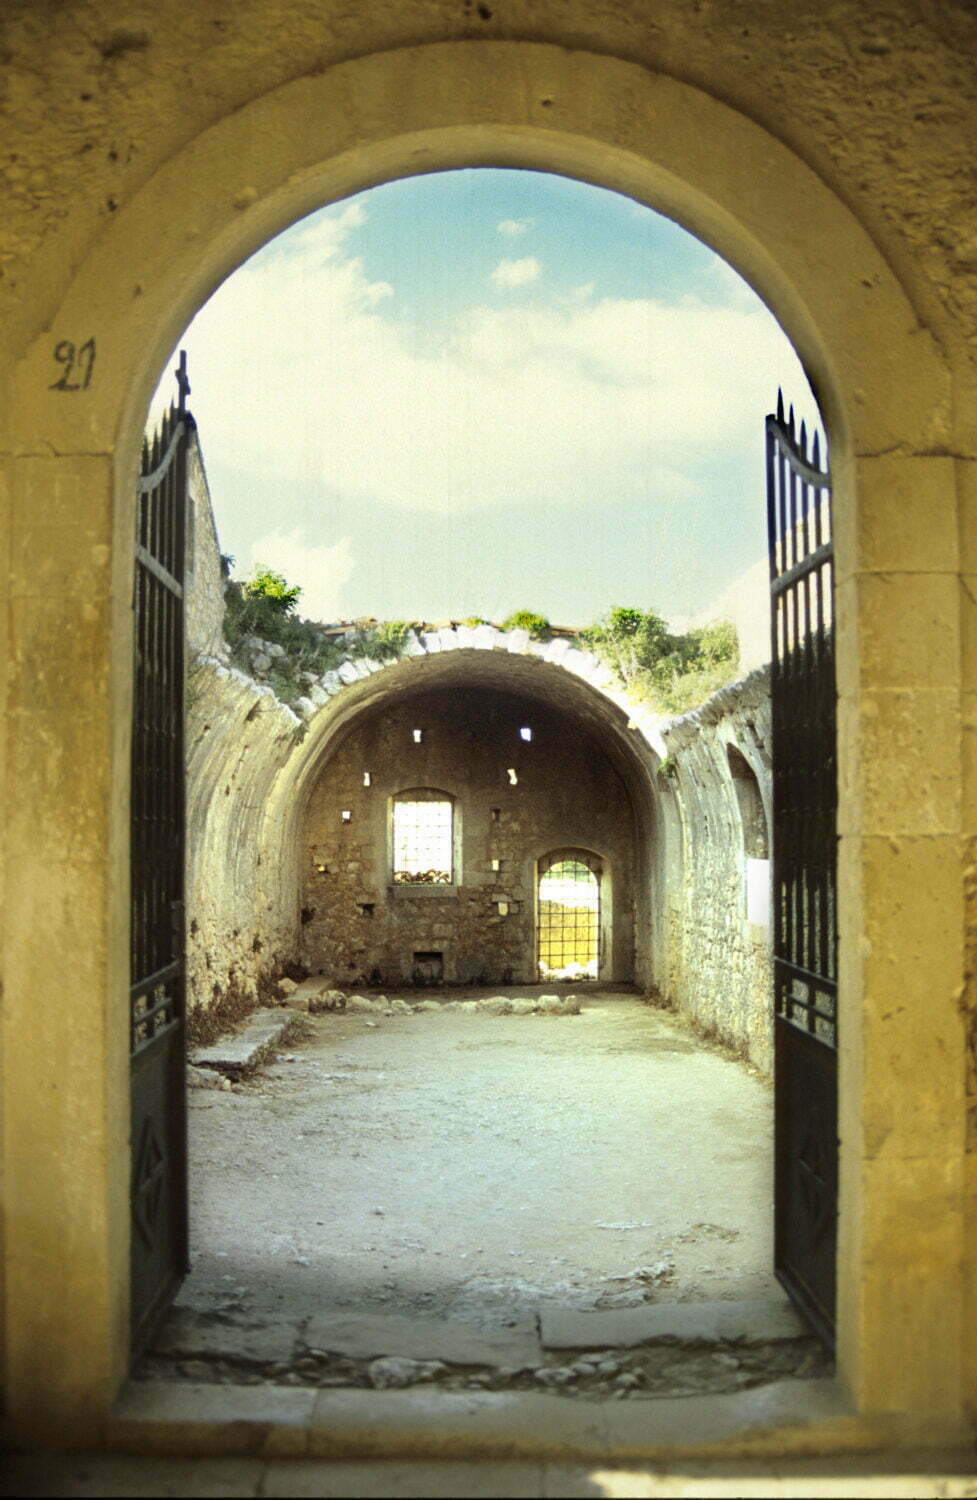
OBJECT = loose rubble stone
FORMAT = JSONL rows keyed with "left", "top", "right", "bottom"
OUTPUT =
{"left": 310, "top": 989, "right": 347, "bottom": 1013}
{"left": 277, "top": 977, "right": 298, "bottom": 996}
{"left": 537, "top": 993, "right": 581, "bottom": 1016}
{"left": 535, "top": 1365, "right": 576, "bottom": 1386}
{"left": 367, "top": 1356, "right": 447, "bottom": 1389}
{"left": 187, "top": 1064, "right": 230, "bottom": 1091}
{"left": 346, "top": 994, "right": 384, "bottom": 1014}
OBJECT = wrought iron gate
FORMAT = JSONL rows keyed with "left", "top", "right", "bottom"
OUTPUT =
{"left": 767, "top": 392, "right": 838, "bottom": 1349}
{"left": 130, "top": 361, "right": 192, "bottom": 1358}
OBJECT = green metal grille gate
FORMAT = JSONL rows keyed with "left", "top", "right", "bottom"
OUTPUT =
{"left": 129, "top": 361, "right": 192, "bottom": 1358}
{"left": 767, "top": 392, "right": 838, "bottom": 1348}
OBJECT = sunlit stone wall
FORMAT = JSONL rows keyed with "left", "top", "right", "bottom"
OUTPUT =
{"left": 658, "top": 670, "right": 774, "bottom": 1073}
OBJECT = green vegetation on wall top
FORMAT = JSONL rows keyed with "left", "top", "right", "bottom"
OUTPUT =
{"left": 220, "top": 568, "right": 738, "bottom": 717}
{"left": 581, "top": 607, "right": 739, "bottom": 714}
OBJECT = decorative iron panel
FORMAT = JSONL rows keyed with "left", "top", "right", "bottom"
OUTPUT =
{"left": 767, "top": 392, "right": 838, "bottom": 1350}
{"left": 130, "top": 358, "right": 192, "bottom": 1360}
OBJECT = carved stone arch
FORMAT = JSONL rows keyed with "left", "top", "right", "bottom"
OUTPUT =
{"left": 0, "top": 33, "right": 963, "bottom": 1435}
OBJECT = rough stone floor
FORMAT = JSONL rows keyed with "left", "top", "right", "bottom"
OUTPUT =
{"left": 134, "top": 989, "right": 836, "bottom": 1402}
{"left": 16, "top": 995, "right": 972, "bottom": 1497}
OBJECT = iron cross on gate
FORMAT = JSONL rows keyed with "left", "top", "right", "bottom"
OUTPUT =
{"left": 174, "top": 349, "right": 190, "bottom": 412}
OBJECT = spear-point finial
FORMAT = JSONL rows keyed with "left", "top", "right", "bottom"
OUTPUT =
{"left": 776, "top": 388, "right": 784, "bottom": 422}
{"left": 175, "top": 349, "right": 191, "bottom": 413}
{"left": 788, "top": 403, "right": 796, "bottom": 436}
{"left": 800, "top": 419, "right": 808, "bottom": 457}
{"left": 812, "top": 430, "right": 821, "bottom": 470}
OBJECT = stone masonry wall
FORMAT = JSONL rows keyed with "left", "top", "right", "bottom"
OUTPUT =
{"left": 183, "top": 431, "right": 301, "bottom": 1013}
{"left": 300, "top": 686, "right": 637, "bottom": 987}
{"left": 659, "top": 669, "right": 773, "bottom": 1074}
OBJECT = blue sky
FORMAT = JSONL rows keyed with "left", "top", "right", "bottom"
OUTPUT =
{"left": 161, "top": 169, "right": 820, "bottom": 628}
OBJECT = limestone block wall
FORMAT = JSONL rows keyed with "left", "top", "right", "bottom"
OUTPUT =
{"left": 658, "top": 669, "right": 774, "bottom": 1073}
{"left": 183, "top": 433, "right": 301, "bottom": 1013}
{"left": 300, "top": 686, "right": 637, "bottom": 987}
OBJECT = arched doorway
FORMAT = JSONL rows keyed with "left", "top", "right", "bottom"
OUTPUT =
{"left": 537, "top": 849, "right": 603, "bottom": 982}
{"left": 1, "top": 38, "right": 961, "bottom": 1437}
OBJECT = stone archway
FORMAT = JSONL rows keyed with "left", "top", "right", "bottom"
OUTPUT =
{"left": 1, "top": 38, "right": 965, "bottom": 1442}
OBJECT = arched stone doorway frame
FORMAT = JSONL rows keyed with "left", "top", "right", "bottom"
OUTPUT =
{"left": 2, "top": 40, "right": 965, "bottom": 1441}
{"left": 534, "top": 845, "right": 608, "bottom": 984}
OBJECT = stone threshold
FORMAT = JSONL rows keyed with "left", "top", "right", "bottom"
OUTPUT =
{"left": 190, "top": 1009, "right": 294, "bottom": 1078}
{"left": 104, "top": 1378, "right": 972, "bottom": 1464}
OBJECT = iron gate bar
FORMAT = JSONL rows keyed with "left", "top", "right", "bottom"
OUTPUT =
{"left": 767, "top": 390, "right": 838, "bottom": 1351}
{"left": 129, "top": 366, "right": 192, "bottom": 1361}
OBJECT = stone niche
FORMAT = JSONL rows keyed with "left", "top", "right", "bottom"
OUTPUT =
{"left": 300, "top": 685, "right": 637, "bottom": 987}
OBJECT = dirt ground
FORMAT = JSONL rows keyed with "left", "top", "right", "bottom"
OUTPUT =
{"left": 174, "top": 989, "right": 778, "bottom": 1337}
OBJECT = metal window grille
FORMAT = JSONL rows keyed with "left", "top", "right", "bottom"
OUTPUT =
{"left": 393, "top": 798, "right": 452, "bottom": 883}
{"left": 538, "top": 855, "right": 599, "bottom": 978}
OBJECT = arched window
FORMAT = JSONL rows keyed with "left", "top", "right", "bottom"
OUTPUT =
{"left": 726, "top": 745, "right": 770, "bottom": 929}
{"left": 391, "top": 789, "right": 455, "bottom": 884}
{"left": 537, "top": 849, "right": 602, "bottom": 980}
{"left": 726, "top": 745, "right": 768, "bottom": 859}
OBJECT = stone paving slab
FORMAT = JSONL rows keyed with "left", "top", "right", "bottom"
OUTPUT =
{"left": 190, "top": 1010, "right": 293, "bottom": 1077}
{"left": 540, "top": 1298, "right": 805, "bottom": 1351}
{"left": 150, "top": 1308, "right": 304, "bottom": 1366}
{"left": 302, "top": 1310, "right": 542, "bottom": 1369}
{"left": 107, "top": 1381, "right": 316, "bottom": 1458}
{"left": 5, "top": 1450, "right": 977, "bottom": 1499}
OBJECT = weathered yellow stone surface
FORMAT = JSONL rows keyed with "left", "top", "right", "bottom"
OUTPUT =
{"left": 0, "top": 0, "right": 975, "bottom": 1454}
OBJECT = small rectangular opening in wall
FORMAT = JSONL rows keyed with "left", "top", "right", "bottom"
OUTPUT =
{"left": 412, "top": 728, "right": 423, "bottom": 743}
{"left": 412, "top": 950, "right": 443, "bottom": 984}
{"left": 491, "top": 807, "right": 501, "bottom": 822}
{"left": 507, "top": 768, "right": 518, "bottom": 785}
{"left": 341, "top": 810, "right": 352, "bottom": 823}
{"left": 357, "top": 902, "right": 375, "bottom": 918}
{"left": 491, "top": 858, "right": 501, "bottom": 872}
{"left": 520, "top": 726, "right": 533, "bottom": 741}
{"left": 497, "top": 901, "right": 509, "bottom": 916}
{"left": 363, "top": 772, "right": 371, "bottom": 786}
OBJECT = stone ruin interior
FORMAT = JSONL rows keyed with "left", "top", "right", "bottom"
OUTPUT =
{"left": 139, "top": 426, "right": 832, "bottom": 1407}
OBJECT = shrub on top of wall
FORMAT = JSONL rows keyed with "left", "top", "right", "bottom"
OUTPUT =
{"left": 501, "top": 609, "right": 552, "bottom": 639}
{"left": 222, "top": 565, "right": 417, "bottom": 709}
{"left": 582, "top": 607, "right": 739, "bottom": 714}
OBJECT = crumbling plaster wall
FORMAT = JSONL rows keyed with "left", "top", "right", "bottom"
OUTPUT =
{"left": 658, "top": 669, "right": 774, "bottom": 1073}
{"left": 300, "top": 686, "right": 637, "bottom": 987}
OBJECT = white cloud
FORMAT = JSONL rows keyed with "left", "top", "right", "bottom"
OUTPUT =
{"left": 175, "top": 201, "right": 815, "bottom": 526}
{"left": 489, "top": 256, "right": 541, "bottom": 289}
{"left": 246, "top": 531, "right": 354, "bottom": 623}
{"left": 497, "top": 217, "right": 532, "bottom": 236}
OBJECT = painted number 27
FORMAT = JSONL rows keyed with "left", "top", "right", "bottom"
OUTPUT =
{"left": 49, "top": 337, "right": 96, "bottom": 391}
